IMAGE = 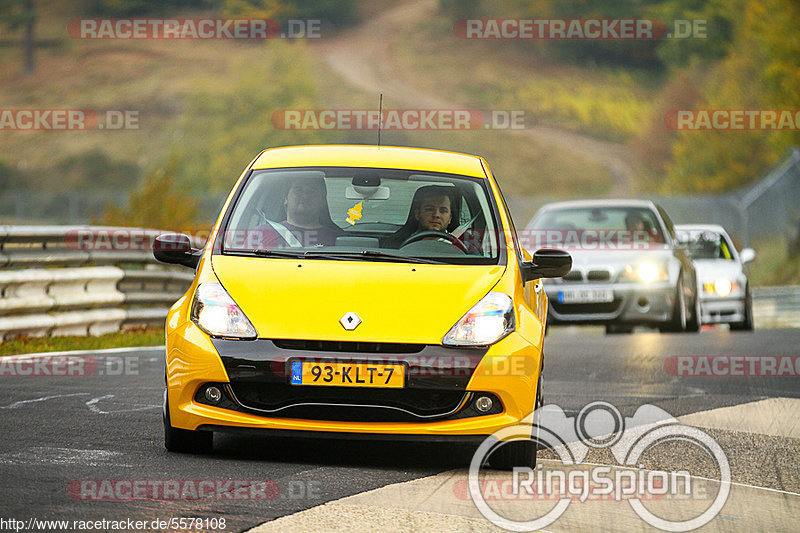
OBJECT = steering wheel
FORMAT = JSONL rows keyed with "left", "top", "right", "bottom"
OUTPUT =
{"left": 400, "top": 231, "right": 468, "bottom": 253}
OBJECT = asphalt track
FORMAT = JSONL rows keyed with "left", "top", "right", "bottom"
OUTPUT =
{"left": 1, "top": 328, "right": 798, "bottom": 532}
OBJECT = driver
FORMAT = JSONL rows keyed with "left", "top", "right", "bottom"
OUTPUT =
{"left": 414, "top": 186, "right": 453, "bottom": 234}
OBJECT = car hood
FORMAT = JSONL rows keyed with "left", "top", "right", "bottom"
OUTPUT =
{"left": 211, "top": 255, "right": 506, "bottom": 343}
{"left": 559, "top": 247, "right": 676, "bottom": 280}
{"left": 692, "top": 259, "right": 743, "bottom": 282}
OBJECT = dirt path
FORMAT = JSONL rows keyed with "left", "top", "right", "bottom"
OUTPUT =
{"left": 317, "top": 0, "right": 638, "bottom": 195}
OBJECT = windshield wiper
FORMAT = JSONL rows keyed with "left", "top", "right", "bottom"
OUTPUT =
{"left": 237, "top": 249, "right": 443, "bottom": 264}
{"left": 247, "top": 249, "right": 362, "bottom": 261}
{"left": 248, "top": 249, "right": 307, "bottom": 258}
{"left": 307, "top": 250, "right": 445, "bottom": 264}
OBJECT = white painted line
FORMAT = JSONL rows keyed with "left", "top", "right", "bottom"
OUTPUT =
{"left": 543, "top": 459, "right": 800, "bottom": 498}
{"left": 0, "top": 393, "right": 90, "bottom": 409}
{"left": 678, "top": 397, "right": 800, "bottom": 439}
{"left": 85, "top": 394, "right": 159, "bottom": 414}
{"left": 0, "top": 345, "right": 163, "bottom": 361}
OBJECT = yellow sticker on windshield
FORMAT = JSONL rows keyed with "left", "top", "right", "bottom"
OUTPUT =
{"left": 346, "top": 201, "right": 363, "bottom": 225}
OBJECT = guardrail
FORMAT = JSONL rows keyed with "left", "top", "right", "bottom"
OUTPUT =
{"left": 0, "top": 226, "right": 797, "bottom": 339}
{"left": 752, "top": 286, "right": 800, "bottom": 330}
{"left": 0, "top": 226, "right": 202, "bottom": 340}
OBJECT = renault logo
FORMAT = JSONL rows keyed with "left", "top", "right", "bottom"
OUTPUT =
{"left": 340, "top": 312, "right": 362, "bottom": 331}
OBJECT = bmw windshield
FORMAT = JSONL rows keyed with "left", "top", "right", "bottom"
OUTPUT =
{"left": 219, "top": 167, "right": 504, "bottom": 265}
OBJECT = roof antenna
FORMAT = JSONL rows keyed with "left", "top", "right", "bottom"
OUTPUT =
{"left": 377, "top": 93, "right": 383, "bottom": 149}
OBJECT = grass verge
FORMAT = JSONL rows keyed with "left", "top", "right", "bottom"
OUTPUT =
{"left": 749, "top": 238, "right": 800, "bottom": 286}
{"left": 0, "top": 327, "right": 163, "bottom": 357}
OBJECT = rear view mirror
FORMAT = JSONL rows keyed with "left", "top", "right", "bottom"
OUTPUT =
{"left": 154, "top": 233, "right": 201, "bottom": 268}
{"left": 521, "top": 249, "right": 572, "bottom": 282}
{"left": 739, "top": 248, "right": 756, "bottom": 264}
{"left": 345, "top": 185, "right": 391, "bottom": 200}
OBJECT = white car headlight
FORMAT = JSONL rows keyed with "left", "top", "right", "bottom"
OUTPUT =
{"left": 443, "top": 292, "right": 515, "bottom": 346}
{"left": 704, "top": 278, "right": 736, "bottom": 296}
{"left": 191, "top": 281, "right": 257, "bottom": 339}
{"left": 714, "top": 278, "right": 733, "bottom": 296}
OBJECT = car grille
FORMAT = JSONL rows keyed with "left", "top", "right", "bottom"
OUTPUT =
{"left": 562, "top": 270, "right": 583, "bottom": 282}
{"left": 551, "top": 297, "right": 623, "bottom": 315}
{"left": 273, "top": 339, "right": 425, "bottom": 354}
{"left": 228, "top": 381, "right": 468, "bottom": 422}
{"left": 587, "top": 269, "right": 611, "bottom": 282}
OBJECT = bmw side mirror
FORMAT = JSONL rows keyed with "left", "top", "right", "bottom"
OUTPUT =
{"left": 521, "top": 249, "right": 572, "bottom": 282}
{"left": 154, "top": 233, "right": 201, "bottom": 268}
{"left": 739, "top": 248, "right": 756, "bottom": 264}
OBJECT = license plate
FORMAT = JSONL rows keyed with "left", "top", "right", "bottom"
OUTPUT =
{"left": 290, "top": 361, "right": 405, "bottom": 388}
{"left": 558, "top": 288, "right": 614, "bottom": 304}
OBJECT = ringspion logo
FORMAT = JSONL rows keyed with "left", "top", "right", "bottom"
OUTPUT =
{"left": 469, "top": 402, "right": 730, "bottom": 531}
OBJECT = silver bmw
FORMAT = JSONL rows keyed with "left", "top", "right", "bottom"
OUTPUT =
{"left": 525, "top": 200, "right": 700, "bottom": 334}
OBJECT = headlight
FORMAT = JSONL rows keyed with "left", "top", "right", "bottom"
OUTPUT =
{"left": 714, "top": 278, "right": 733, "bottom": 296}
{"left": 190, "top": 281, "right": 257, "bottom": 339}
{"left": 622, "top": 261, "right": 667, "bottom": 283}
{"left": 704, "top": 279, "right": 736, "bottom": 296}
{"left": 443, "top": 292, "right": 515, "bottom": 346}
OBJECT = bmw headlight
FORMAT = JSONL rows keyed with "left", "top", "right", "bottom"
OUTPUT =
{"left": 190, "top": 281, "right": 257, "bottom": 339}
{"left": 443, "top": 292, "right": 515, "bottom": 346}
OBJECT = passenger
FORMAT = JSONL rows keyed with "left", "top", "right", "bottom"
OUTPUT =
{"left": 255, "top": 177, "right": 342, "bottom": 248}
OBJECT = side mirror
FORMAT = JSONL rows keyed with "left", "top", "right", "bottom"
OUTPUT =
{"left": 739, "top": 248, "right": 756, "bottom": 264}
{"left": 154, "top": 233, "right": 201, "bottom": 268}
{"left": 521, "top": 249, "right": 572, "bottom": 282}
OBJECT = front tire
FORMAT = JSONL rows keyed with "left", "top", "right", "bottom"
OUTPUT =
{"left": 730, "top": 287, "right": 754, "bottom": 331}
{"left": 660, "top": 278, "right": 687, "bottom": 333}
{"left": 685, "top": 289, "right": 701, "bottom": 333}
{"left": 163, "top": 389, "right": 213, "bottom": 454}
{"left": 488, "top": 375, "right": 542, "bottom": 470}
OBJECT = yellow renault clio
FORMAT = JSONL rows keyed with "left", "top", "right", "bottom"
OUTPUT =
{"left": 155, "top": 145, "right": 570, "bottom": 468}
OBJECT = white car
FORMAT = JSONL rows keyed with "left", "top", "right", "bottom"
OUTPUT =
{"left": 675, "top": 224, "right": 755, "bottom": 330}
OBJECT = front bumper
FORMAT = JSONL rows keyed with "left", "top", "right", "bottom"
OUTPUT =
{"left": 166, "top": 321, "right": 541, "bottom": 438}
{"left": 545, "top": 282, "right": 675, "bottom": 325}
{"left": 699, "top": 296, "right": 745, "bottom": 324}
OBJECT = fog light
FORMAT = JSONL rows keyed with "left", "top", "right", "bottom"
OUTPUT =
{"left": 475, "top": 396, "right": 493, "bottom": 413}
{"left": 204, "top": 386, "right": 222, "bottom": 404}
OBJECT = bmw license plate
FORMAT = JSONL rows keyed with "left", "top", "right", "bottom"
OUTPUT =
{"left": 557, "top": 288, "right": 614, "bottom": 304}
{"left": 290, "top": 361, "right": 405, "bottom": 388}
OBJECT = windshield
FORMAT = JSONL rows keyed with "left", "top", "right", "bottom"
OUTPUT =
{"left": 219, "top": 167, "right": 503, "bottom": 264}
{"left": 528, "top": 206, "right": 666, "bottom": 247}
{"left": 678, "top": 229, "right": 735, "bottom": 260}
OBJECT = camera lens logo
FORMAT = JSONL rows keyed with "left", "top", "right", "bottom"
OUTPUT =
{"left": 468, "top": 401, "right": 731, "bottom": 532}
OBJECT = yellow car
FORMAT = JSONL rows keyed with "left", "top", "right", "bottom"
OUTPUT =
{"left": 154, "top": 145, "right": 571, "bottom": 468}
